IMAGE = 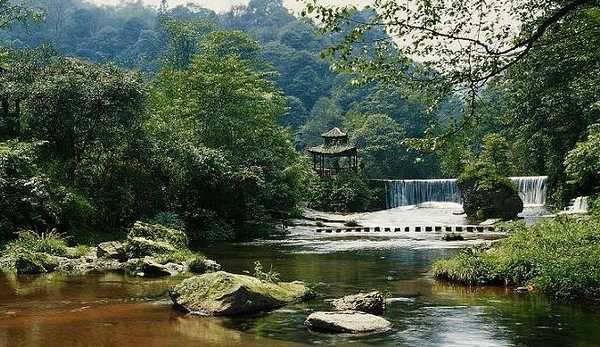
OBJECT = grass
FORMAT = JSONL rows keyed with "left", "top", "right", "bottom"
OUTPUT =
{"left": 432, "top": 215, "right": 600, "bottom": 300}
{"left": 254, "top": 260, "right": 280, "bottom": 283}
{"left": 155, "top": 249, "right": 198, "bottom": 265}
{"left": 4, "top": 230, "right": 68, "bottom": 256}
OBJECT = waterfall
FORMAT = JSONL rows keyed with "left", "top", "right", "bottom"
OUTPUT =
{"left": 385, "top": 179, "right": 461, "bottom": 208}
{"left": 510, "top": 176, "right": 548, "bottom": 207}
{"left": 384, "top": 176, "right": 548, "bottom": 208}
{"left": 567, "top": 196, "right": 589, "bottom": 213}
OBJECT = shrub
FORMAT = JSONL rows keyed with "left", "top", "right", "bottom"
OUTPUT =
{"left": 5, "top": 230, "right": 68, "bottom": 256}
{"left": 254, "top": 260, "right": 280, "bottom": 283}
{"left": 307, "top": 172, "right": 373, "bottom": 212}
{"left": 433, "top": 216, "right": 600, "bottom": 299}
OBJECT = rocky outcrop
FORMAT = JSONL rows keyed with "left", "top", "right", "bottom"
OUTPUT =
{"left": 15, "top": 252, "right": 59, "bottom": 274}
{"left": 188, "top": 258, "right": 221, "bottom": 274}
{"left": 127, "top": 221, "right": 188, "bottom": 249}
{"left": 304, "top": 311, "right": 392, "bottom": 334}
{"left": 97, "top": 241, "right": 126, "bottom": 261}
{"left": 331, "top": 291, "right": 385, "bottom": 315}
{"left": 169, "top": 271, "right": 315, "bottom": 316}
{"left": 124, "top": 257, "right": 185, "bottom": 277}
{"left": 126, "top": 237, "right": 176, "bottom": 258}
{"left": 0, "top": 221, "right": 220, "bottom": 278}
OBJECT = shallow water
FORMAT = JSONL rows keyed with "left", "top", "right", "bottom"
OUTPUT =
{"left": 1, "top": 225, "right": 600, "bottom": 346}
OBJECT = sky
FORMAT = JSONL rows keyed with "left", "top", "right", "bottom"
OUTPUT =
{"left": 89, "top": 0, "right": 370, "bottom": 13}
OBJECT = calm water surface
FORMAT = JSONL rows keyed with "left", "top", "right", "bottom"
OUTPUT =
{"left": 1, "top": 225, "right": 600, "bottom": 346}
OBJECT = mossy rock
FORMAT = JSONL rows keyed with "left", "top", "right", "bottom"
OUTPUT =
{"left": 14, "top": 252, "right": 59, "bottom": 274}
{"left": 169, "top": 271, "right": 315, "bottom": 316}
{"left": 126, "top": 237, "right": 176, "bottom": 258}
{"left": 458, "top": 163, "right": 523, "bottom": 221}
{"left": 128, "top": 221, "right": 188, "bottom": 249}
{"left": 188, "top": 257, "right": 221, "bottom": 274}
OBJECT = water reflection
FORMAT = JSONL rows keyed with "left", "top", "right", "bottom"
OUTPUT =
{"left": 1, "top": 232, "right": 600, "bottom": 346}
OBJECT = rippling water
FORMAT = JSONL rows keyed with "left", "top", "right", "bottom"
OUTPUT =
{"left": 1, "top": 217, "right": 599, "bottom": 346}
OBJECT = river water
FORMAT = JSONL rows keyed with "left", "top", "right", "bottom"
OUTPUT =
{"left": 1, "top": 208, "right": 600, "bottom": 346}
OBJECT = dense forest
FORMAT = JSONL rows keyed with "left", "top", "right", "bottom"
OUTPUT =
{"left": 1, "top": 0, "right": 599, "bottom": 247}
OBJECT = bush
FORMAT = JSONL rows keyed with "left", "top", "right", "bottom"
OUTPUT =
{"left": 254, "top": 260, "right": 280, "bottom": 283}
{"left": 457, "top": 162, "right": 523, "bottom": 221}
{"left": 307, "top": 172, "right": 373, "bottom": 212}
{"left": 5, "top": 230, "right": 68, "bottom": 257}
{"left": 433, "top": 216, "right": 600, "bottom": 299}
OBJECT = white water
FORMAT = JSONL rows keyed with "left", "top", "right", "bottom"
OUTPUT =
{"left": 567, "top": 196, "right": 589, "bottom": 213}
{"left": 384, "top": 176, "right": 548, "bottom": 208}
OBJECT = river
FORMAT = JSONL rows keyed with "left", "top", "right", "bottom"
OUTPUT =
{"left": 1, "top": 207, "right": 599, "bottom": 346}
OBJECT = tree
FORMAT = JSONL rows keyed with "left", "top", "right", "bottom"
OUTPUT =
{"left": 299, "top": 97, "right": 344, "bottom": 146}
{"left": 565, "top": 124, "right": 600, "bottom": 196}
{"left": 0, "top": 0, "right": 42, "bottom": 29}
{"left": 345, "top": 113, "right": 421, "bottom": 179}
{"left": 304, "top": 0, "right": 600, "bottom": 145}
{"left": 148, "top": 31, "right": 303, "bottom": 243}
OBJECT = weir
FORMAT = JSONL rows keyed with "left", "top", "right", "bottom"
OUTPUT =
{"left": 384, "top": 176, "right": 548, "bottom": 209}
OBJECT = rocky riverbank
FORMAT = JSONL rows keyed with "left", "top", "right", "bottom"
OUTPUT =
{"left": 0, "top": 222, "right": 220, "bottom": 277}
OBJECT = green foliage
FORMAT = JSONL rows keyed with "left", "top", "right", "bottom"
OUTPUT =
{"left": 344, "top": 113, "right": 437, "bottom": 179}
{"left": 479, "top": 134, "right": 517, "bottom": 175}
{"left": 0, "top": 142, "right": 66, "bottom": 239}
{"left": 434, "top": 216, "right": 600, "bottom": 299}
{"left": 565, "top": 124, "right": 600, "bottom": 196}
{"left": 147, "top": 212, "right": 185, "bottom": 231}
{"left": 253, "top": 260, "right": 280, "bottom": 283}
{"left": 307, "top": 172, "right": 373, "bottom": 212}
{"left": 155, "top": 249, "right": 197, "bottom": 265}
{"left": 4, "top": 230, "right": 68, "bottom": 257}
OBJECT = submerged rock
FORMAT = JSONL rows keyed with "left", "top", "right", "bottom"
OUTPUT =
{"left": 97, "top": 241, "right": 126, "bottom": 261}
{"left": 331, "top": 291, "right": 385, "bottom": 315}
{"left": 304, "top": 311, "right": 392, "bottom": 334}
{"left": 55, "top": 256, "right": 122, "bottom": 274}
{"left": 169, "top": 271, "right": 315, "bottom": 316}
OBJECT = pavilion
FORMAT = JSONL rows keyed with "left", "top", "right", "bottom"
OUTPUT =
{"left": 307, "top": 127, "right": 358, "bottom": 177}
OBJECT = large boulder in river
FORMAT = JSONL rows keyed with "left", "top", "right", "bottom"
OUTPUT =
{"left": 331, "top": 291, "right": 385, "bottom": 315}
{"left": 125, "top": 222, "right": 188, "bottom": 258}
{"left": 304, "top": 311, "right": 392, "bottom": 334}
{"left": 97, "top": 241, "right": 126, "bottom": 261}
{"left": 457, "top": 162, "right": 523, "bottom": 221}
{"left": 169, "top": 271, "right": 315, "bottom": 316}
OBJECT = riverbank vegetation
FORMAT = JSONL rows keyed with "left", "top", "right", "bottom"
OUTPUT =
{"left": 433, "top": 211, "right": 600, "bottom": 299}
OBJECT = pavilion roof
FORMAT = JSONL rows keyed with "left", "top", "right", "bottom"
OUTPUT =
{"left": 307, "top": 144, "right": 356, "bottom": 155}
{"left": 321, "top": 127, "right": 347, "bottom": 138}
